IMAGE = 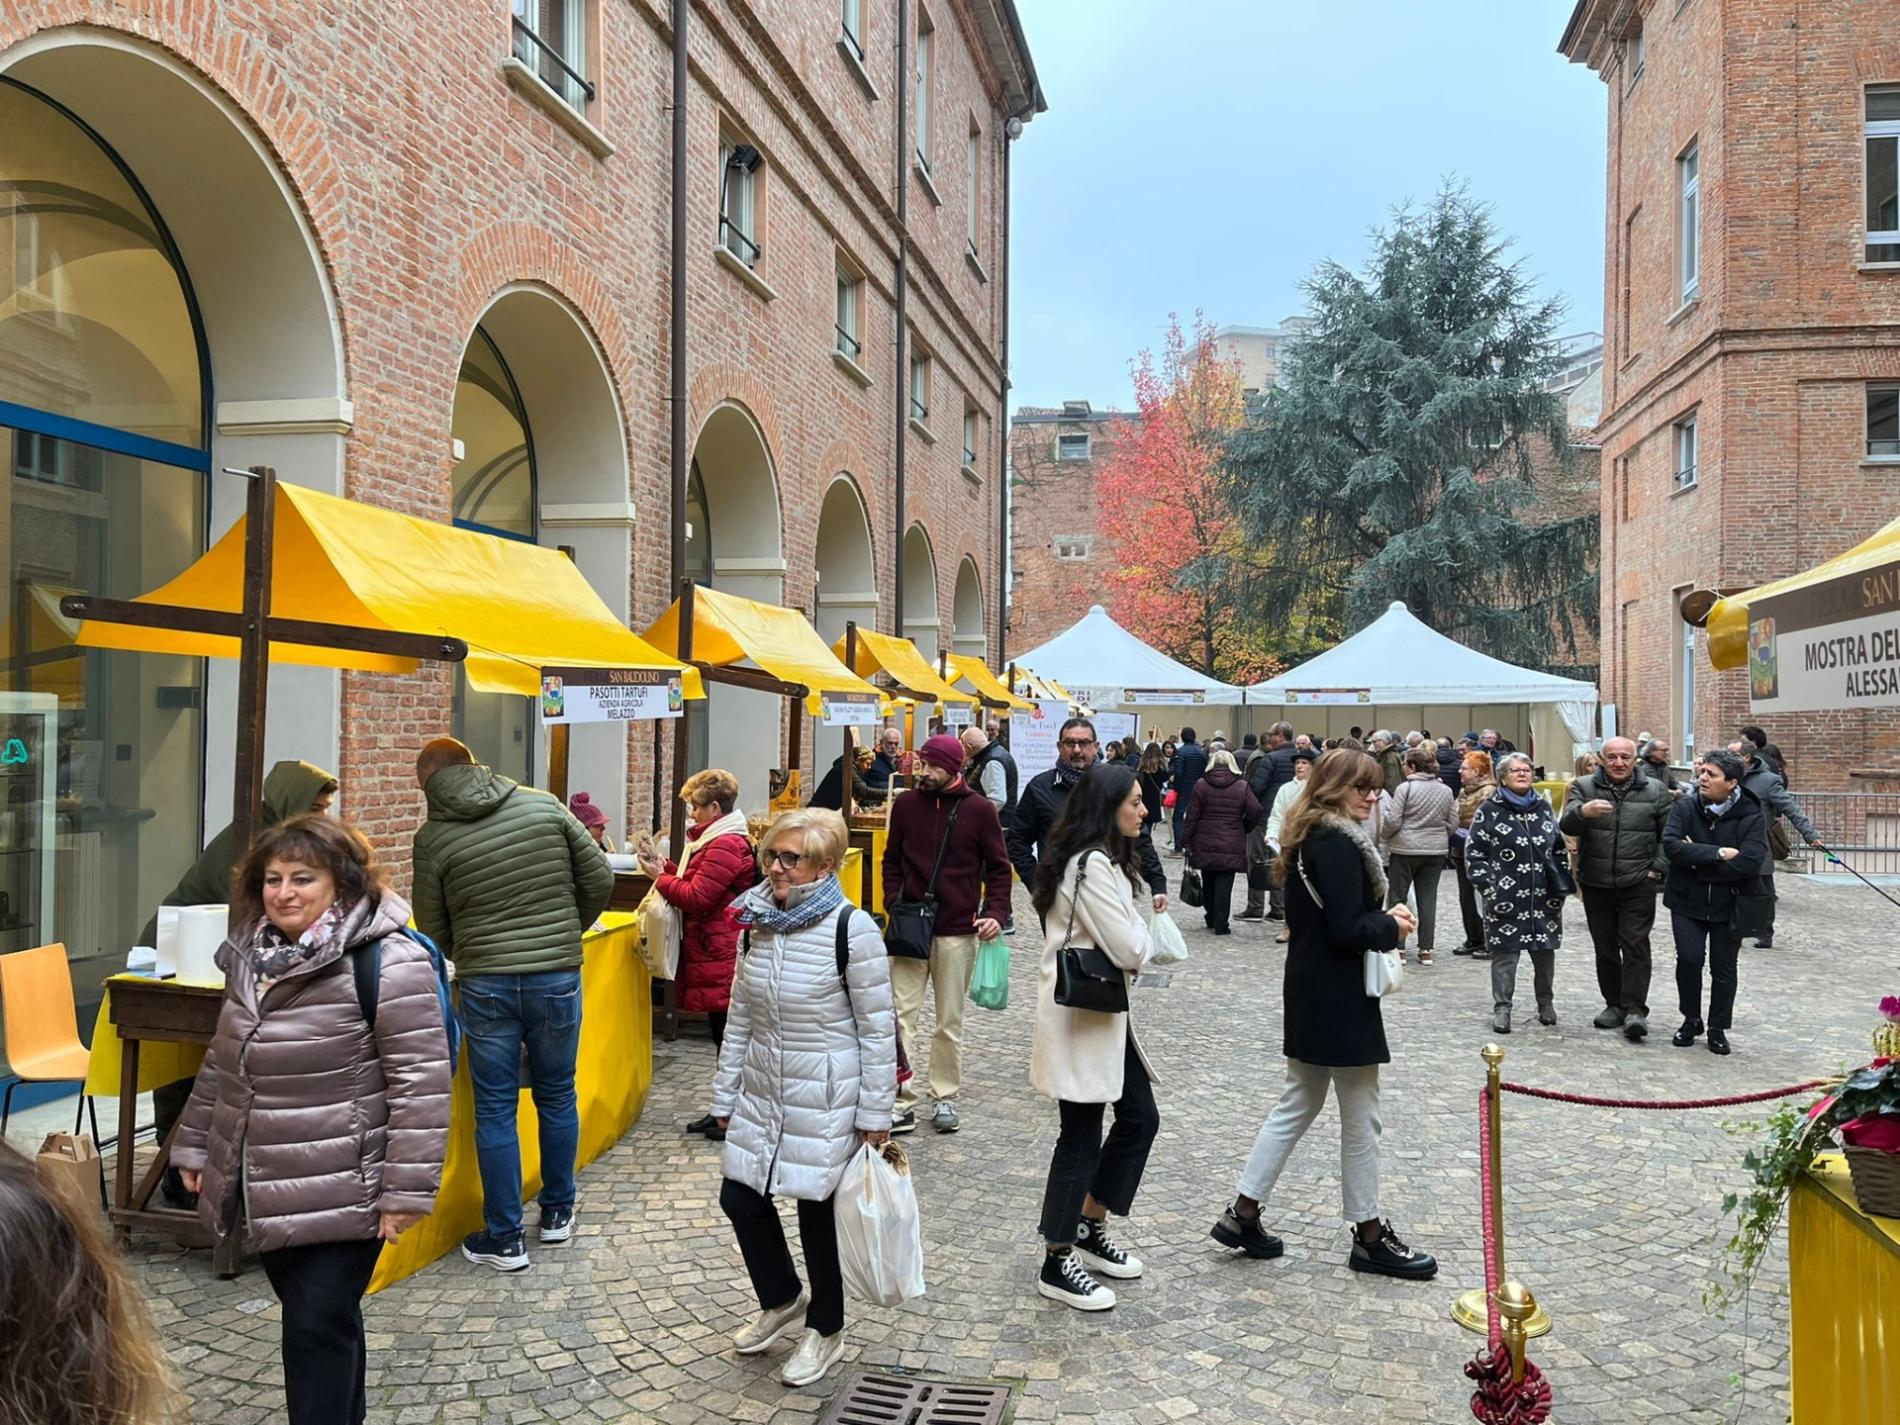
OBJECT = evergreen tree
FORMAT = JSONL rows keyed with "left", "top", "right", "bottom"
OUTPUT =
{"left": 1223, "top": 186, "right": 1598, "bottom": 670}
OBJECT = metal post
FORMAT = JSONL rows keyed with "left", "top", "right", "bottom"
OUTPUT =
{"left": 665, "top": 0, "right": 688, "bottom": 842}
{"left": 1451, "top": 1043, "right": 1552, "bottom": 1339}
{"left": 843, "top": 622, "right": 861, "bottom": 804}
{"left": 996, "top": 124, "right": 1011, "bottom": 666}
{"left": 230, "top": 466, "right": 277, "bottom": 867}
{"left": 892, "top": 0, "right": 909, "bottom": 638}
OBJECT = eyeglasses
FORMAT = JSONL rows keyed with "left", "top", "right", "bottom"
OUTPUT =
{"left": 766, "top": 850, "right": 805, "bottom": 870}
{"left": 1060, "top": 737, "right": 1097, "bottom": 750}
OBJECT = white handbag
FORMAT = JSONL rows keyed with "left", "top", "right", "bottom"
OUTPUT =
{"left": 1295, "top": 846, "right": 1405, "bottom": 1000}
{"left": 636, "top": 886, "right": 682, "bottom": 980}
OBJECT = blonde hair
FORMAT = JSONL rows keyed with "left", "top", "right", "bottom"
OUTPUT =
{"left": 680, "top": 768, "right": 740, "bottom": 813}
{"left": 1274, "top": 748, "right": 1382, "bottom": 884}
{"left": 759, "top": 807, "right": 848, "bottom": 873}
{"left": 1207, "top": 749, "right": 1240, "bottom": 775}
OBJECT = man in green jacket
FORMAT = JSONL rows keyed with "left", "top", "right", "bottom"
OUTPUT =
{"left": 140, "top": 759, "right": 338, "bottom": 1207}
{"left": 412, "top": 737, "right": 613, "bottom": 1272}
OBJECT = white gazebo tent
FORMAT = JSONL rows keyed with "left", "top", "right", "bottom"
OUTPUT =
{"left": 1013, "top": 603, "right": 1245, "bottom": 717}
{"left": 1244, "top": 601, "right": 1598, "bottom": 764}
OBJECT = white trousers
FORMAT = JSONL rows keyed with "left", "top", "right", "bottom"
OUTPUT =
{"left": 1236, "top": 1058, "right": 1382, "bottom": 1225}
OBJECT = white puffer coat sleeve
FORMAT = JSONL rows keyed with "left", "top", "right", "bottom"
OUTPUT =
{"left": 712, "top": 901, "right": 895, "bottom": 1201}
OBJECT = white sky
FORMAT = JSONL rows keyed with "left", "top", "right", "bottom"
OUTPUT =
{"left": 1007, "top": 0, "right": 1609, "bottom": 410}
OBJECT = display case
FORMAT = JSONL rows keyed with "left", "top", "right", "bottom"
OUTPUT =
{"left": 0, "top": 692, "right": 57, "bottom": 955}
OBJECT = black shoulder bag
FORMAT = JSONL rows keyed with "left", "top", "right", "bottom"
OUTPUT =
{"left": 1053, "top": 852, "right": 1131, "bottom": 1014}
{"left": 884, "top": 800, "right": 963, "bottom": 959}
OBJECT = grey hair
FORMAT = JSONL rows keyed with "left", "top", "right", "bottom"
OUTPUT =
{"left": 1495, "top": 752, "right": 1535, "bottom": 778}
{"left": 1699, "top": 747, "right": 1748, "bottom": 785}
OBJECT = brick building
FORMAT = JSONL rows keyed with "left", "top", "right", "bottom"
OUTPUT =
{"left": 1006, "top": 400, "right": 1121, "bottom": 653}
{"left": 0, "top": 1, "right": 1041, "bottom": 1021}
{"left": 1561, "top": 0, "right": 1900, "bottom": 784}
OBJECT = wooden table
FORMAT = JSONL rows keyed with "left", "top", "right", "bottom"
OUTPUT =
{"left": 104, "top": 977, "right": 241, "bottom": 1275}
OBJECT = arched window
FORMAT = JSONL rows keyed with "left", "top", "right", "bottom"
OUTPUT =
{"left": 0, "top": 78, "right": 209, "bottom": 1021}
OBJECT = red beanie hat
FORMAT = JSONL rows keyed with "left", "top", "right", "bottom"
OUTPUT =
{"left": 568, "top": 792, "right": 609, "bottom": 830}
{"left": 918, "top": 734, "right": 966, "bottom": 775}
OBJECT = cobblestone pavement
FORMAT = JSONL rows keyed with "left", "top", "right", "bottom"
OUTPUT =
{"left": 130, "top": 869, "right": 1889, "bottom": 1423}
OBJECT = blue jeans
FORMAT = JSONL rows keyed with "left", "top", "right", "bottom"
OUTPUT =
{"left": 457, "top": 969, "right": 583, "bottom": 1241}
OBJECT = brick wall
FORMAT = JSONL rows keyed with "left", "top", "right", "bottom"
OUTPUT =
{"left": 1567, "top": 0, "right": 1900, "bottom": 787}
{"left": 1006, "top": 406, "right": 1121, "bottom": 655}
{"left": 1, "top": 0, "right": 1034, "bottom": 868}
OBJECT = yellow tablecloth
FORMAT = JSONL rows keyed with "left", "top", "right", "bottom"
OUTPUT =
{"left": 1790, "top": 1153, "right": 1900, "bottom": 1421}
{"left": 1534, "top": 780, "right": 1568, "bottom": 815}
{"left": 840, "top": 831, "right": 889, "bottom": 916}
{"left": 81, "top": 918, "right": 652, "bottom": 1294}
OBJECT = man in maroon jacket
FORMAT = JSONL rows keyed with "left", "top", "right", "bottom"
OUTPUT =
{"left": 881, "top": 734, "right": 1012, "bottom": 1135}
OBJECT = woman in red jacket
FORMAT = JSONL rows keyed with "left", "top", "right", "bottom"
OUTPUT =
{"left": 641, "top": 768, "right": 758, "bottom": 1141}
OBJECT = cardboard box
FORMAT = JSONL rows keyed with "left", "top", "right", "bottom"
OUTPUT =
{"left": 36, "top": 1132, "right": 103, "bottom": 1217}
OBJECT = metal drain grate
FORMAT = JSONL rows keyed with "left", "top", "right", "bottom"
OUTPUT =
{"left": 819, "top": 1372, "right": 1012, "bottom": 1425}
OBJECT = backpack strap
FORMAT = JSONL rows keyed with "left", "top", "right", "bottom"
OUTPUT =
{"left": 741, "top": 910, "right": 854, "bottom": 992}
{"left": 351, "top": 936, "right": 384, "bottom": 1032}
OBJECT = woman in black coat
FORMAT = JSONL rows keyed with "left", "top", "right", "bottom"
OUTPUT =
{"left": 1207, "top": 749, "right": 1437, "bottom": 1282}
{"left": 1137, "top": 742, "right": 1168, "bottom": 831}
{"left": 1181, "top": 750, "right": 1261, "bottom": 936}
{"left": 1662, "top": 747, "right": 1770, "bottom": 1056}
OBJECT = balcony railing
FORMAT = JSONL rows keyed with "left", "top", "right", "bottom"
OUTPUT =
{"left": 720, "top": 217, "right": 762, "bottom": 266}
{"left": 910, "top": 396, "right": 929, "bottom": 424}
{"left": 835, "top": 325, "right": 862, "bottom": 359}
{"left": 512, "top": 16, "right": 595, "bottom": 104}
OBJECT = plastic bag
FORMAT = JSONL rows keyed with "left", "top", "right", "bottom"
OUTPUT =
{"left": 1144, "top": 911, "right": 1189, "bottom": 969}
{"left": 834, "top": 1142, "right": 926, "bottom": 1305}
{"left": 968, "top": 936, "right": 1009, "bottom": 1011}
{"left": 637, "top": 888, "right": 681, "bottom": 980}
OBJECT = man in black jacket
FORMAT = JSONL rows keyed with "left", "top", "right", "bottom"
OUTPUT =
{"left": 1241, "top": 722, "right": 1297, "bottom": 921}
{"left": 1009, "top": 717, "right": 1168, "bottom": 914}
{"left": 1729, "top": 738, "right": 1821, "bottom": 950}
{"left": 1168, "top": 728, "right": 1208, "bottom": 852}
{"left": 1560, "top": 738, "right": 1670, "bottom": 1042}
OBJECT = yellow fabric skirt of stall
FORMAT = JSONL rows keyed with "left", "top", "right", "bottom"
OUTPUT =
{"left": 1790, "top": 1154, "right": 1900, "bottom": 1419}
{"left": 370, "top": 915, "right": 652, "bottom": 1292}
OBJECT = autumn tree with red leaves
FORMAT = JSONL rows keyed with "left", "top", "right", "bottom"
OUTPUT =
{"left": 1095, "top": 314, "right": 1281, "bottom": 684}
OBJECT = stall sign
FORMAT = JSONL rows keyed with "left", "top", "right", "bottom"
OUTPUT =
{"left": 540, "top": 667, "right": 683, "bottom": 723}
{"left": 1123, "top": 687, "right": 1206, "bottom": 706}
{"left": 1009, "top": 699, "right": 1073, "bottom": 781}
{"left": 942, "top": 701, "right": 973, "bottom": 728}
{"left": 1093, "top": 711, "right": 1139, "bottom": 750}
{"left": 821, "top": 692, "right": 882, "bottom": 726}
{"left": 1747, "top": 560, "right": 1900, "bottom": 712}
{"left": 1281, "top": 688, "right": 1372, "bottom": 706}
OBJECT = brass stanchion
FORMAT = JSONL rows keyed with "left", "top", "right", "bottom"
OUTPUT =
{"left": 1452, "top": 1044, "right": 1553, "bottom": 1339}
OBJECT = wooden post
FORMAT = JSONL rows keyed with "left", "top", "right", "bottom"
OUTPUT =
{"left": 230, "top": 467, "right": 277, "bottom": 865}
{"left": 546, "top": 546, "right": 577, "bottom": 803}
{"left": 668, "top": 577, "right": 696, "bottom": 861}
{"left": 843, "top": 622, "right": 861, "bottom": 808}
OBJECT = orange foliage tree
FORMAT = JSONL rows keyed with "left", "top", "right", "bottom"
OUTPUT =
{"left": 1096, "top": 314, "right": 1281, "bottom": 684}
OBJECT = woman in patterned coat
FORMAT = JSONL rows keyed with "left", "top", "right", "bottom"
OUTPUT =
{"left": 1465, "top": 752, "right": 1566, "bottom": 1035}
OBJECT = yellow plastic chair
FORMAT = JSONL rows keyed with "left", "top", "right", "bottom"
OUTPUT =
{"left": 0, "top": 942, "right": 102, "bottom": 1146}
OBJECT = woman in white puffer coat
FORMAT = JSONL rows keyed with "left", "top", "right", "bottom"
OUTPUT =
{"left": 712, "top": 807, "right": 895, "bottom": 1390}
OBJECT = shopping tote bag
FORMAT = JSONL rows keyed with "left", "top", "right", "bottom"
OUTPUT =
{"left": 968, "top": 935, "right": 1009, "bottom": 1011}
{"left": 835, "top": 1142, "right": 926, "bottom": 1305}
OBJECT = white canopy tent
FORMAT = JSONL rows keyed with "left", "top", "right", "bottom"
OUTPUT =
{"left": 1013, "top": 604, "right": 1246, "bottom": 717}
{"left": 1244, "top": 602, "right": 1599, "bottom": 764}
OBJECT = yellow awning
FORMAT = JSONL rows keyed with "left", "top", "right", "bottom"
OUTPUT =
{"left": 1708, "top": 513, "right": 1900, "bottom": 670}
{"left": 832, "top": 628, "right": 976, "bottom": 709}
{"left": 1016, "top": 667, "right": 1076, "bottom": 705}
{"left": 2, "top": 583, "right": 84, "bottom": 705}
{"left": 944, "top": 652, "right": 1033, "bottom": 710}
{"left": 643, "top": 585, "right": 883, "bottom": 714}
{"left": 73, "top": 482, "right": 702, "bottom": 699}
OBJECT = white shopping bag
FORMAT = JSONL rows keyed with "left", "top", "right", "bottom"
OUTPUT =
{"left": 834, "top": 1142, "right": 926, "bottom": 1306}
{"left": 636, "top": 887, "right": 681, "bottom": 980}
{"left": 1143, "top": 911, "right": 1190, "bottom": 969}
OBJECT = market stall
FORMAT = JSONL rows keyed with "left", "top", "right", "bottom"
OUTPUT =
{"left": 62, "top": 468, "right": 696, "bottom": 1272}
{"left": 1012, "top": 604, "right": 1247, "bottom": 723}
{"left": 1244, "top": 600, "right": 1598, "bottom": 767}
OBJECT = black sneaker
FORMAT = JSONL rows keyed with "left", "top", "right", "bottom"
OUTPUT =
{"left": 1074, "top": 1216, "right": 1143, "bottom": 1279}
{"left": 1671, "top": 1017, "right": 1704, "bottom": 1047}
{"left": 1708, "top": 1029, "right": 1732, "bottom": 1055}
{"left": 685, "top": 1114, "right": 717, "bottom": 1135}
{"left": 1036, "top": 1249, "right": 1115, "bottom": 1311}
{"left": 539, "top": 1206, "right": 574, "bottom": 1244}
{"left": 1348, "top": 1222, "right": 1437, "bottom": 1280}
{"left": 1209, "top": 1205, "right": 1284, "bottom": 1260}
{"left": 1237, "top": 909, "right": 1267, "bottom": 922}
{"left": 1454, "top": 942, "right": 1480, "bottom": 956}
{"left": 462, "top": 1230, "right": 530, "bottom": 1272}
{"left": 891, "top": 1109, "right": 917, "bottom": 1135}
{"left": 1754, "top": 936, "right": 1774, "bottom": 950}
{"left": 1265, "top": 910, "right": 1286, "bottom": 922}
{"left": 1623, "top": 1014, "right": 1649, "bottom": 1042}
{"left": 159, "top": 1166, "right": 199, "bottom": 1212}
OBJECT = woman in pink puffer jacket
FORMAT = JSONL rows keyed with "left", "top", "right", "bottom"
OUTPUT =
{"left": 174, "top": 814, "right": 449, "bottom": 1425}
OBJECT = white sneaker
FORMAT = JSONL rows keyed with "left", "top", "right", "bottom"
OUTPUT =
{"left": 779, "top": 1327, "right": 846, "bottom": 1387}
{"left": 732, "top": 1289, "right": 808, "bottom": 1355}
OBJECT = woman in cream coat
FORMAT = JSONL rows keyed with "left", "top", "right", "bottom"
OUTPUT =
{"left": 1028, "top": 763, "right": 1158, "bottom": 1312}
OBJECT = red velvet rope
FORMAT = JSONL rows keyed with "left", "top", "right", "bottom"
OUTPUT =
{"left": 1498, "top": 1079, "right": 1830, "bottom": 1111}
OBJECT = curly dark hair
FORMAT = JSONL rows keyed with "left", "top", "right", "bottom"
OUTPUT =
{"left": 1031, "top": 764, "right": 1143, "bottom": 919}
{"left": 232, "top": 813, "right": 387, "bottom": 926}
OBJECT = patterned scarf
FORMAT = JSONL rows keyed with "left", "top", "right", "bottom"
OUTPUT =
{"left": 732, "top": 872, "right": 846, "bottom": 934}
{"left": 1053, "top": 756, "right": 1093, "bottom": 789}
{"left": 253, "top": 900, "right": 352, "bottom": 993}
{"left": 1701, "top": 787, "right": 1742, "bottom": 821}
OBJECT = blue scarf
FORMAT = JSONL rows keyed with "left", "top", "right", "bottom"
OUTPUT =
{"left": 1497, "top": 785, "right": 1545, "bottom": 812}
{"left": 732, "top": 873, "right": 846, "bottom": 934}
{"left": 1701, "top": 787, "right": 1741, "bottom": 821}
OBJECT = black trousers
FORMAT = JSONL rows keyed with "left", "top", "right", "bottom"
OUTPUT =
{"left": 259, "top": 1236, "right": 385, "bottom": 1425}
{"left": 1672, "top": 911, "right": 1741, "bottom": 1032}
{"left": 1581, "top": 882, "right": 1656, "bottom": 1016}
{"left": 709, "top": 1009, "right": 728, "bottom": 1050}
{"left": 1039, "top": 1038, "right": 1160, "bottom": 1245}
{"left": 720, "top": 1178, "right": 844, "bottom": 1336}
{"left": 1454, "top": 858, "right": 1485, "bottom": 949}
{"left": 1202, "top": 868, "right": 1236, "bottom": 932}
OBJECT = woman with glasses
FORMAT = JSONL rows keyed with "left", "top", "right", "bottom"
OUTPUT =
{"left": 1208, "top": 749, "right": 1436, "bottom": 1281}
{"left": 1465, "top": 752, "right": 1567, "bottom": 1035}
{"left": 713, "top": 808, "right": 895, "bottom": 1388}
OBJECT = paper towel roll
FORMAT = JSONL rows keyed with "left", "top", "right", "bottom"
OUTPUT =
{"left": 158, "top": 905, "right": 229, "bottom": 986}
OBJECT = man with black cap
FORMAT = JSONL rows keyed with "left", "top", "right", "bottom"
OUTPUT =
{"left": 883, "top": 734, "right": 1012, "bottom": 1135}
